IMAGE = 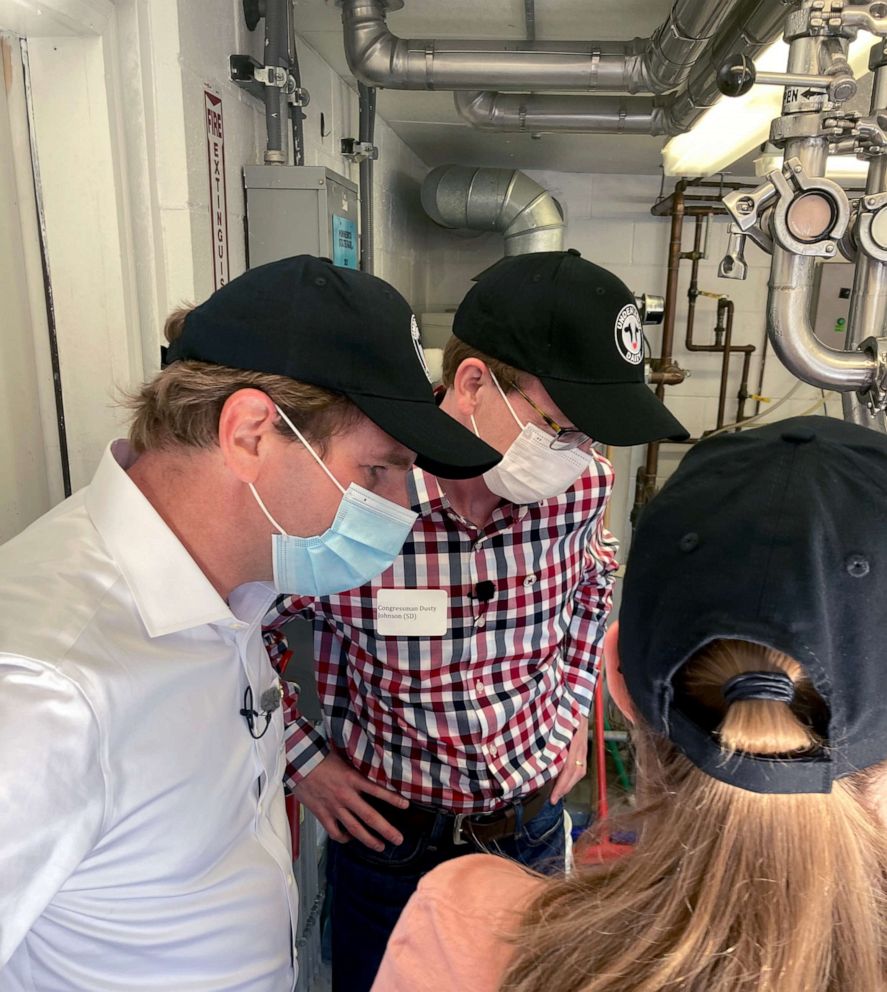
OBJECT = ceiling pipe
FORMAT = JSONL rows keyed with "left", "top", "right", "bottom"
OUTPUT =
{"left": 452, "top": 0, "right": 785, "bottom": 137}
{"left": 339, "top": 0, "right": 744, "bottom": 95}
{"left": 454, "top": 91, "right": 669, "bottom": 135}
{"left": 420, "top": 166, "right": 564, "bottom": 256}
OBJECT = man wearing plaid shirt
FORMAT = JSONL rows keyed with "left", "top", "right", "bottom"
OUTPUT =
{"left": 264, "top": 250, "right": 687, "bottom": 991}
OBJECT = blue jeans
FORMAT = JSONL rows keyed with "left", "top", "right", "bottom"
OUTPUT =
{"left": 328, "top": 796, "right": 565, "bottom": 992}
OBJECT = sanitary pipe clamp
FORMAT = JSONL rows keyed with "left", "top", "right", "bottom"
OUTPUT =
{"left": 769, "top": 158, "right": 850, "bottom": 257}
{"left": 856, "top": 192, "right": 887, "bottom": 262}
{"left": 857, "top": 336, "right": 887, "bottom": 413}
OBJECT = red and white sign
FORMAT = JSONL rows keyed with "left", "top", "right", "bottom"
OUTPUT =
{"left": 204, "top": 88, "right": 230, "bottom": 290}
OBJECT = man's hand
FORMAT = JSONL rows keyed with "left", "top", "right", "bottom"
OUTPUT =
{"left": 550, "top": 714, "right": 589, "bottom": 805}
{"left": 291, "top": 751, "right": 409, "bottom": 851}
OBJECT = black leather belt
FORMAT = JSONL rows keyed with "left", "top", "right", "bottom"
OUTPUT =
{"left": 398, "top": 779, "right": 556, "bottom": 847}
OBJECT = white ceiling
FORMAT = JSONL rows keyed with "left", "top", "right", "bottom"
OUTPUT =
{"left": 293, "top": 0, "right": 677, "bottom": 175}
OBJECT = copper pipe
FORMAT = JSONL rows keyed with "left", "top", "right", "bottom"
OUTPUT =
{"left": 716, "top": 299, "right": 734, "bottom": 429}
{"left": 633, "top": 184, "right": 686, "bottom": 522}
{"left": 649, "top": 369, "right": 685, "bottom": 385}
{"left": 737, "top": 347, "right": 752, "bottom": 422}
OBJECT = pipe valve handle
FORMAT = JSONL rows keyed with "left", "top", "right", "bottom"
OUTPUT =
{"left": 717, "top": 54, "right": 756, "bottom": 99}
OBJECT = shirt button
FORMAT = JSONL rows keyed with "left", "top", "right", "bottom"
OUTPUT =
{"left": 474, "top": 615, "right": 486, "bottom": 628}
{"left": 475, "top": 680, "right": 484, "bottom": 692}
{"left": 523, "top": 573, "right": 537, "bottom": 586}
{"left": 286, "top": 873, "right": 294, "bottom": 885}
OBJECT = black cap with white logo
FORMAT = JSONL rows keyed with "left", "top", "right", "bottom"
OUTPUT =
{"left": 165, "top": 255, "right": 500, "bottom": 478}
{"left": 619, "top": 416, "right": 887, "bottom": 794}
{"left": 453, "top": 250, "right": 688, "bottom": 446}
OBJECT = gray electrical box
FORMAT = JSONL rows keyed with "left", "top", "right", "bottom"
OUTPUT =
{"left": 812, "top": 260, "right": 854, "bottom": 345}
{"left": 244, "top": 165, "right": 359, "bottom": 269}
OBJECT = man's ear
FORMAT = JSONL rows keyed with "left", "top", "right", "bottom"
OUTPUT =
{"left": 450, "top": 358, "right": 489, "bottom": 419}
{"left": 217, "top": 388, "right": 281, "bottom": 484}
{"left": 603, "top": 621, "right": 638, "bottom": 724}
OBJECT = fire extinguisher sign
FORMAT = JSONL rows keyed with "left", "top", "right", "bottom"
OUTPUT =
{"left": 204, "top": 87, "right": 230, "bottom": 290}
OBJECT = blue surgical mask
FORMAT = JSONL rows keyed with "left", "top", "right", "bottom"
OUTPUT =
{"left": 250, "top": 406, "right": 417, "bottom": 596}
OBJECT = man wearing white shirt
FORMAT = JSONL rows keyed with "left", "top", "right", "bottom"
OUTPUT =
{"left": 0, "top": 255, "right": 497, "bottom": 992}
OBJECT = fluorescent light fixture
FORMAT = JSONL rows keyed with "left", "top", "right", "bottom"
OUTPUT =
{"left": 662, "top": 33, "right": 877, "bottom": 177}
{"left": 754, "top": 150, "right": 870, "bottom": 181}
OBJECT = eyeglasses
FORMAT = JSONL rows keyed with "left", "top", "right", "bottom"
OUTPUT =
{"left": 511, "top": 383, "right": 592, "bottom": 451}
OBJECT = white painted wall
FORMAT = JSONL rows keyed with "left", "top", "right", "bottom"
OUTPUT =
{"left": 0, "top": 34, "right": 53, "bottom": 541}
{"left": 0, "top": 0, "right": 442, "bottom": 541}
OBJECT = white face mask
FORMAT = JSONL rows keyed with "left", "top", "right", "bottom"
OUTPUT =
{"left": 471, "top": 372, "right": 595, "bottom": 504}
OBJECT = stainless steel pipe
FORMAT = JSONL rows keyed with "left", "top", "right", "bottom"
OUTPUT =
{"left": 340, "top": 0, "right": 741, "bottom": 95}
{"left": 454, "top": 92, "right": 668, "bottom": 135}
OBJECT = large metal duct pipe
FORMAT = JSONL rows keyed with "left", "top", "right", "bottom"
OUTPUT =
{"left": 339, "top": 0, "right": 743, "bottom": 95}
{"left": 421, "top": 166, "right": 564, "bottom": 256}
{"left": 453, "top": 0, "right": 785, "bottom": 137}
{"left": 662, "top": 0, "right": 786, "bottom": 133}
{"left": 454, "top": 91, "right": 668, "bottom": 135}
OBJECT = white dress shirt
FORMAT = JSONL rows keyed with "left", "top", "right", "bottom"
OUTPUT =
{"left": 0, "top": 441, "right": 298, "bottom": 991}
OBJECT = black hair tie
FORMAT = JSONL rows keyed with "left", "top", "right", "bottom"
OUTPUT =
{"left": 722, "top": 671, "right": 795, "bottom": 706}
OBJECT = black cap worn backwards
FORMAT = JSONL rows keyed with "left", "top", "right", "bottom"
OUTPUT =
{"left": 165, "top": 255, "right": 500, "bottom": 479}
{"left": 452, "top": 249, "right": 688, "bottom": 446}
{"left": 619, "top": 416, "right": 887, "bottom": 795}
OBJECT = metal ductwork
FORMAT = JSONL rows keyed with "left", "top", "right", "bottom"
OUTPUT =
{"left": 339, "top": 0, "right": 743, "bottom": 96}
{"left": 454, "top": 92, "right": 668, "bottom": 135}
{"left": 452, "top": 0, "right": 786, "bottom": 137}
{"left": 420, "top": 166, "right": 564, "bottom": 256}
{"left": 661, "top": 0, "right": 786, "bottom": 134}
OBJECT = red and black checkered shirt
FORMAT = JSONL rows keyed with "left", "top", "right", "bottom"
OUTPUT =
{"left": 263, "top": 457, "right": 618, "bottom": 813}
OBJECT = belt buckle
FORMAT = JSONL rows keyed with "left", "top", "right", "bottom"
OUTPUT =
{"left": 452, "top": 812, "right": 470, "bottom": 846}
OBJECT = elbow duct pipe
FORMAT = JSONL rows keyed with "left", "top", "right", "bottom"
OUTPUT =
{"left": 421, "top": 166, "right": 564, "bottom": 256}
{"left": 339, "top": 0, "right": 743, "bottom": 95}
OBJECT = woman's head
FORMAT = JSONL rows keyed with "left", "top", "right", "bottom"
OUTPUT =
{"left": 502, "top": 417, "right": 887, "bottom": 992}
{"left": 617, "top": 415, "right": 887, "bottom": 796}
{"left": 504, "top": 633, "right": 887, "bottom": 992}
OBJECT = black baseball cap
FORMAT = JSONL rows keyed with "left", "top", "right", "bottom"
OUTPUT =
{"left": 165, "top": 255, "right": 500, "bottom": 478}
{"left": 618, "top": 416, "right": 887, "bottom": 794}
{"left": 452, "top": 250, "right": 688, "bottom": 446}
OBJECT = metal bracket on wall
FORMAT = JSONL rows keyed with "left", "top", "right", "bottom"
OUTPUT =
{"left": 229, "top": 54, "right": 309, "bottom": 107}
{"left": 340, "top": 138, "right": 379, "bottom": 163}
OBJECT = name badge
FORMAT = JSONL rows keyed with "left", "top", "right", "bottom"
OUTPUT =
{"left": 376, "top": 589, "right": 447, "bottom": 637}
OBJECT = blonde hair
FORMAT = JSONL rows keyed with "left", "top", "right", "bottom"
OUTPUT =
{"left": 125, "top": 306, "right": 360, "bottom": 453}
{"left": 441, "top": 336, "right": 526, "bottom": 392}
{"left": 501, "top": 640, "right": 887, "bottom": 992}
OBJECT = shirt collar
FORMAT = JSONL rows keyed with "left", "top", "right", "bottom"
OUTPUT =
{"left": 85, "top": 440, "right": 266, "bottom": 638}
{"left": 409, "top": 467, "right": 450, "bottom": 516}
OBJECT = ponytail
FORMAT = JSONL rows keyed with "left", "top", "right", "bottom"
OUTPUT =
{"left": 500, "top": 640, "right": 887, "bottom": 992}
